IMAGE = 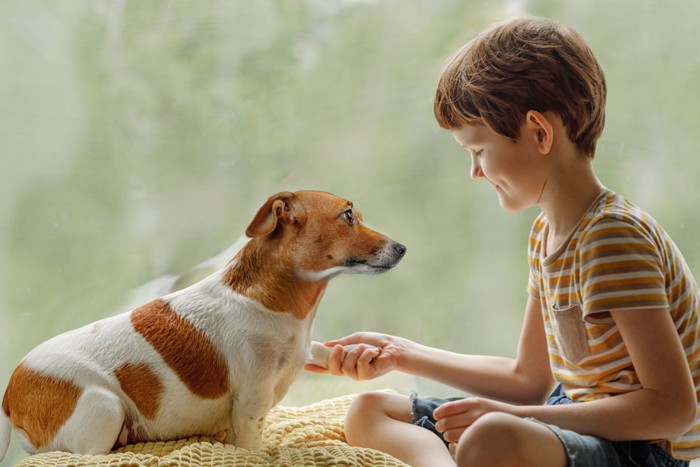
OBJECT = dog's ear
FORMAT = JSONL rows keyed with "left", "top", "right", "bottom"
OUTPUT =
{"left": 246, "top": 192, "right": 307, "bottom": 238}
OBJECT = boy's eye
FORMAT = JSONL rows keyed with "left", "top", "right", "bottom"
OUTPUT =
{"left": 343, "top": 209, "right": 356, "bottom": 226}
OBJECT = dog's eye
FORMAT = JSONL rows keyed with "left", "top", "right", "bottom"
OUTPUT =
{"left": 343, "top": 209, "right": 356, "bottom": 226}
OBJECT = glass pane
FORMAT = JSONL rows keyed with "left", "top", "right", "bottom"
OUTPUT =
{"left": 1, "top": 1, "right": 698, "bottom": 464}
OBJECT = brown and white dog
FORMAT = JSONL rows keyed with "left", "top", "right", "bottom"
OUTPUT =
{"left": 0, "top": 190, "right": 405, "bottom": 459}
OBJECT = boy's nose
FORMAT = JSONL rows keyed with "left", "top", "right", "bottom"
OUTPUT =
{"left": 470, "top": 154, "right": 483, "bottom": 180}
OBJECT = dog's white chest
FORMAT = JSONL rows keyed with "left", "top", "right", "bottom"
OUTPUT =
{"left": 165, "top": 279, "right": 314, "bottom": 401}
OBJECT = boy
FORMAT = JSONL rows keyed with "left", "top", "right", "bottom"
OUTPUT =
{"left": 307, "top": 17, "right": 700, "bottom": 467}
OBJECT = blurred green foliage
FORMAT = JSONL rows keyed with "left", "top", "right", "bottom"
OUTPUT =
{"left": 1, "top": 0, "right": 699, "bottom": 464}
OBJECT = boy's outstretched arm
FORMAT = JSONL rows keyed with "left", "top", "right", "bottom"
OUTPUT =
{"left": 309, "top": 296, "right": 557, "bottom": 406}
{"left": 435, "top": 307, "right": 697, "bottom": 443}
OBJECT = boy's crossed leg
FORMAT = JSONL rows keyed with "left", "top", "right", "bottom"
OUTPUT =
{"left": 345, "top": 391, "right": 566, "bottom": 467}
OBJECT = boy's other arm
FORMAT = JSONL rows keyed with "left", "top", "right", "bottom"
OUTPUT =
{"left": 432, "top": 306, "right": 697, "bottom": 443}
{"left": 517, "top": 307, "right": 697, "bottom": 440}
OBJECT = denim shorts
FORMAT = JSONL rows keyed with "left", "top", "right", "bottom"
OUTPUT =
{"left": 411, "top": 385, "right": 689, "bottom": 467}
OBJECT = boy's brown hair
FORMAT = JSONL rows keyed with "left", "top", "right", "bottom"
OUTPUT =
{"left": 434, "top": 17, "right": 606, "bottom": 157}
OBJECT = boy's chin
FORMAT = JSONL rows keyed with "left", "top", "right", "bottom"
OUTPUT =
{"left": 497, "top": 195, "right": 533, "bottom": 213}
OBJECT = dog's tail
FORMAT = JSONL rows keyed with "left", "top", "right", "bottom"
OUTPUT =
{"left": 0, "top": 404, "right": 11, "bottom": 463}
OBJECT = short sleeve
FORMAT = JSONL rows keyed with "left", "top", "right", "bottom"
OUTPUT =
{"left": 577, "top": 217, "right": 668, "bottom": 322}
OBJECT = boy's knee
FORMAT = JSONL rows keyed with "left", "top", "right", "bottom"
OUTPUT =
{"left": 346, "top": 392, "right": 388, "bottom": 442}
{"left": 345, "top": 392, "right": 411, "bottom": 445}
{"left": 347, "top": 391, "right": 389, "bottom": 422}
{"left": 455, "top": 412, "right": 530, "bottom": 467}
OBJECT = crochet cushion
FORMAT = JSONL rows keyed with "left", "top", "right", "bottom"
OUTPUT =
{"left": 15, "top": 393, "right": 407, "bottom": 467}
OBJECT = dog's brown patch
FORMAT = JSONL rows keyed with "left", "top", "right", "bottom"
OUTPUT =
{"left": 131, "top": 299, "right": 229, "bottom": 399}
{"left": 2, "top": 363, "right": 81, "bottom": 449}
{"left": 114, "top": 363, "right": 164, "bottom": 420}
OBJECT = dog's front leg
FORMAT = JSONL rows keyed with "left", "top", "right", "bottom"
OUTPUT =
{"left": 226, "top": 388, "right": 272, "bottom": 451}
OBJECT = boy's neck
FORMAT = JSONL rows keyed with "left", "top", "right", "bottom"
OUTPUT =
{"left": 539, "top": 155, "right": 606, "bottom": 253}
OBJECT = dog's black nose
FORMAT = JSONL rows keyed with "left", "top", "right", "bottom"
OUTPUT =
{"left": 393, "top": 242, "right": 407, "bottom": 258}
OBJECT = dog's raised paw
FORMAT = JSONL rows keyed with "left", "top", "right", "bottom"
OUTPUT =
{"left": 307, "top": 341, "right": 379, "bottom": 369}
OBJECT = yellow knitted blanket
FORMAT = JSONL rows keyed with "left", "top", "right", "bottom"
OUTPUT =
{"left": 16, "top": 394, "right": 407, "bottom": 467}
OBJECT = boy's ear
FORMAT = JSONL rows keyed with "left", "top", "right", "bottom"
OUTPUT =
{"left": 525, "top": 110, "right": 554, "bottom": 154}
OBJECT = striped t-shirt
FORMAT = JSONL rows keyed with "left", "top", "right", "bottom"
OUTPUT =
{"left": 528, "top": 189, "right": 700, "bottom": 460}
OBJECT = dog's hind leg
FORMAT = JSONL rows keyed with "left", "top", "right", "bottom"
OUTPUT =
{"left": 51, "top": 387, "right": 126, "bottom": 455}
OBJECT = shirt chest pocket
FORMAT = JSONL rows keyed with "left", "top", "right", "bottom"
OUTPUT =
{"left": 551, "top": 305, "right": 591, "bottom": 364}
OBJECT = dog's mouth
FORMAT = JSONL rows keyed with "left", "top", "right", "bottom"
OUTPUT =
{"left": 343, "top": 257, "right": 368, "bottom": 267}
{"left": 344, "top": 258, "right": 392, "bottom": 269}
{"left": 299, "top": 242, "right": 406, "bottom": 281}
{"left": 343, "top": 242, "right": 406, "bottom": 273}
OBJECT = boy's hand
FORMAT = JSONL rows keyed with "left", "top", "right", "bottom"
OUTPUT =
{"left": 304, "top": 332, "right": 404, "bottom": 381}
{"left": 433, "top": 397, "right": 517, "bottom": 444}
